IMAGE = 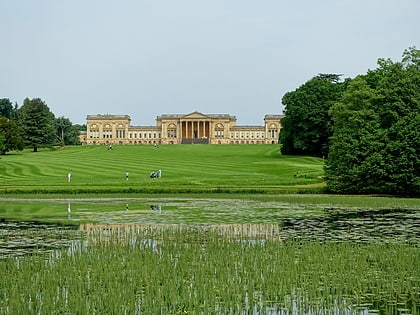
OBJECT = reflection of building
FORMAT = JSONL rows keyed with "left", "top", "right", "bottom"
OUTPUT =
{"left": 85, "top": 111, "right": 283, "bottom": 145}
{"left": 79, "top": 223, "right": 280, "bottom": 240}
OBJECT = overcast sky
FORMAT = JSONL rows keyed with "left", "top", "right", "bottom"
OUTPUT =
{"left": 1, "top": 1, "right": 419, "bottom": 126}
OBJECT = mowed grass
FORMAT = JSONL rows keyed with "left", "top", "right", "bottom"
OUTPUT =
{"left": 0, "top": 145, "right": 325, "bottom": 194}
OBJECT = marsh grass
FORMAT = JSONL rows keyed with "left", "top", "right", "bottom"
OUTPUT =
{"left": 0, "top": 225, "right": 418, "bottom": 314}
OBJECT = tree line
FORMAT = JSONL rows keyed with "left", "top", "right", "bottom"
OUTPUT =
{"left": 279, "top": 47, "right": 419, "bottom": 196}
{"left": 0, "top": 98, "right": 85, "bottom": 154}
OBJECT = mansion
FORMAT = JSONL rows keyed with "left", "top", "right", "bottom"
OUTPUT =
{"left": 82, "top": 112, "right": 283, "bottom": 145}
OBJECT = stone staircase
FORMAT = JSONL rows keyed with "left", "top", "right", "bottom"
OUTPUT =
{"left": 181, "top": 138, "right": 209, "bottom": 144}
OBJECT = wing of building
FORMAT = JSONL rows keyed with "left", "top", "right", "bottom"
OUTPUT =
{"left": 83, "top": 111, "right": 283, "bottom": 145}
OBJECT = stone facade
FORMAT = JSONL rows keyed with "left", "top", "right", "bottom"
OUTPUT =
{"left": 85, "top": 111, "right": 283, "bottom": 145}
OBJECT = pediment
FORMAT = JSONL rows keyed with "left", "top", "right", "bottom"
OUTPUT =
{"left": 182, "top": 111, "right": 209, "bottom": 119}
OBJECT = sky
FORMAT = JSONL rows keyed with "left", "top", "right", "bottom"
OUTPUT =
{"left": 1, "top": 1, "right": 419, "bottom": 126}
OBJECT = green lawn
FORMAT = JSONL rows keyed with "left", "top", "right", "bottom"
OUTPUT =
{"left": 0, "top": 145, "right": 325, "bottom": 194}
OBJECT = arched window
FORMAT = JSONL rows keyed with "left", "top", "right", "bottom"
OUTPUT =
{"left": 215, "top": 123, "right": 224, "bottom": 137}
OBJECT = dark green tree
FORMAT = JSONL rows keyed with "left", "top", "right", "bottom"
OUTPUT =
{"left": 0, "top": 98, "right": 15, "bottom": 120}
{"left": 0, "top": 117, "right": 24, "bottom": 154}
{"left": 326, "top": 48, "right": 420, "bottom": 196}
{"left": 69, "top": 125, "right": 82, "bottom": 145}
{"left": 0, "top": 132, "right": 4, "bottom": 155}
{"left": 73, "top": 123, "right": 87, "bottom": 133}
{"left": 279, "top": 74, "right": 346, "bottom": 157}
{"left": 19, "top": 98, "right": 56, "bottom": 152}
{"left": 55, "top": 116, "right": 80, "bottom": 145}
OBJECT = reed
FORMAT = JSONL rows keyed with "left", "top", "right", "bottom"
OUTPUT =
{"left": 0, "top": 226, "right": 418, "bottom": 314}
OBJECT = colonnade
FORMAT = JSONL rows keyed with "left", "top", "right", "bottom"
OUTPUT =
{"left": 180, "top": 121, "right": 211, "bottom": 138}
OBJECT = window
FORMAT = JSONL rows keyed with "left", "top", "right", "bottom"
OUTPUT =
{"left": 89, "top": 129, "right": 99, "bottom": 138}
{"left": 215, "top": 130, "right": 224, "bottom": 137}
{"left": 167, "top": 129, "right": 177, "bottom": 138}
{"left": 103, "top": 129, "right": 112, "bottom": 138}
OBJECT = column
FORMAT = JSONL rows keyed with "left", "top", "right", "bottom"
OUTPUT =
{"left": 185, "top": 121, "right": 189, "bottom": 138}
{"left": 99, "top": 123, "right": 103, "bottom": 140}
{"left": 195, "top": 121, "right": 198, "bottom": 138}
{"left": 186, "top": 121, "right": 189, "bottom": 138}
{"left": 199, "top": 121, "right": 204, "bottom": 138}
{"left": 112, "top": 123, "right": 116, "bottom": 140}
{"left": 205, "top": 121, "right": 209, "bottom": 138}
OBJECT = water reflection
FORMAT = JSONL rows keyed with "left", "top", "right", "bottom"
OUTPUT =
{"left": 0, "top": 201, "right": 419, "bottom": 259}
{"left": 150, "top": 205, "right": 162, "bottom": 213}
{"left": 281, "top": 207, "right": 420, "bottom": 243}
{"left": 0, "top": 221, "right": 79, "bottom": 259}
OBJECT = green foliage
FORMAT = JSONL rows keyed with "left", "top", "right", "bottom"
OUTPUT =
{"left": 0, "top": 98, "right": 18, "bottom": 120}
{"left": 0, "top": 117, "right": 24, "bottom": 154}
{"left": 72, "top": 123, "right": 87, "bottom": 132}
{"left": 19, "top": 98, "right": 56, "bottom": 152}
{"left": 280, "top": 74, "right": 346, "bottom": 157}
{"left": 55, "top": 116, "right": 80, "bottom": 145}
{"left": 326, "top": 48, "right": 420, "bottom": 196}
{"left": 0, "top": 132, "right": 4, "bottom": 154}
{"left": 402, "top": 46, "right": 420, "bottom": 69}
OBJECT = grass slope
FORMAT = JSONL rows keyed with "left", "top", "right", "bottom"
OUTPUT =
{"left": 0, "top": 145, "right": 325, "bottom": 194}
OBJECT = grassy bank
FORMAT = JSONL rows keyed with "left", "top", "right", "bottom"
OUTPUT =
{"left": 0, "top": 145, "right": 325, "bottom": 194}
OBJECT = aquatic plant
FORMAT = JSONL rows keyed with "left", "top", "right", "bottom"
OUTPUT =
{"left": 0, "top": 225, "right": 418, "bottom": 314}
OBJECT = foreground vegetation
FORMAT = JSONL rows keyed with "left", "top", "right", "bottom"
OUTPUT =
{"left": 0, "top": 145, "right": 325, "bottom": 195}
{"left": 0, "top": 227, "right": 418, "bottom": 314}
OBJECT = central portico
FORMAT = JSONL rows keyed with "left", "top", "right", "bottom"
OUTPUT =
{"left": 157, "top": 111, "right": 237, "bottom": 144}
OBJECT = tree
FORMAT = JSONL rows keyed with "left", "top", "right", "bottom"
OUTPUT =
{"left": 279, "top": 74, "right": 346, "bottom": 157}
{"left": 0, "top": 132, "right": 4, "bottom": 155}
{"left": 0, "top": 98, "right": 15, "bottom": 120}
{"left": 0, "top": 117, "right": 24, "bottom": 154}
{"left": 55, "top": 116, "right": 80, "bottom": 145}
{"left": 19, "top": 98, "right": 56, "bottom": 152}
{"left": 69, "top": 125, "right": 82, "bottom": 145}
{"left": 325, "top": 48, "right": 420, "bottom": 196}
{"left": 73, "top": 123, "right": 87, "bottom": 133}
